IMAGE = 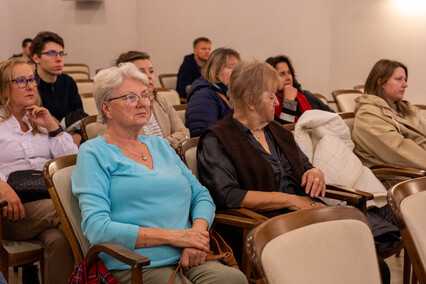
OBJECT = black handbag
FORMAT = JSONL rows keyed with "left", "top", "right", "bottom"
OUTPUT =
{"left": 6, "top": 170, "right": 50, "bottom": 203}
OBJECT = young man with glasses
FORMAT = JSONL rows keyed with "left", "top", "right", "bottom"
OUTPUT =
{"left": 31, "top": 31, "right": 84, "bottom": 145}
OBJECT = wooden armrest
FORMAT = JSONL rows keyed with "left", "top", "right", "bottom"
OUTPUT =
{"left": 326, "top": 184, "right": 374, "bottom": 200}
{"left": 371, "top": 167, "right": 425, "bottom": 178}
{"left": 214, "top": 213, "right": 263, "bottom": 230}
{"left": 0, "top": 200, "right": 7, "bottom": 209}
{"left": 219, "top": 208, "right": 269, "bottom": 221}
{"left": 86, "top": 242, "right": 150, "bottom": 269}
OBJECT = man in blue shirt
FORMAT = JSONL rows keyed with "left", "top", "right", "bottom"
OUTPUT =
{"left": 176, "top": 37, "right": 211, "bottom": 99}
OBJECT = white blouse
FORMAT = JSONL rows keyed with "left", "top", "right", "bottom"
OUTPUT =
{"left": 0, "top": 108, "right": 78, "bottom": 181}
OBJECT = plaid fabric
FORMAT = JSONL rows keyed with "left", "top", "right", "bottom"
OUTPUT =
{"left": 68, "top": 256, "right": 119, "bottom": 284}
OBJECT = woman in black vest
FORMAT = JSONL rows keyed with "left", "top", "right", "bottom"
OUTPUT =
{"left": 198, "top": 59, "right": 326, "bottom": 214}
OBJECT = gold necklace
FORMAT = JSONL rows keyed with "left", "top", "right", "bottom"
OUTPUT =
{"left": 108, "top": 135, "right": 148, "bottom": 161}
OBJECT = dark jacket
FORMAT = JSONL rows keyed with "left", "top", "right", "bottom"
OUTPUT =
{"left": 36, "top": 72, "right": 83, "bottom": 121}
{"left": 185, "top": 77, "right": 232, "bottom": 137}
{"left": 176, "top": 54, "right": 201, "bottom": 98}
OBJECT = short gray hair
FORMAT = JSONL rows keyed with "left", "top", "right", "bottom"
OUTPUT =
{"left": 94, "top": 62, "right": 148, "bottom": 123}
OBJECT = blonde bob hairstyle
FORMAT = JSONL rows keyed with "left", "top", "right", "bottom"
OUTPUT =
{"left": 364, "top": 59, "right": 413, "bottom": 118}
{"left": 201, "top": 47, "right": 240, "bottom": 84}
{"left": 0, "top": 58, "right": 43, "bottom": 134}
{"left": 228, "top": 59, "right": 281, "bottom": 110}
{"left": 94, "top": 62, "right": 148, "bottom": 123}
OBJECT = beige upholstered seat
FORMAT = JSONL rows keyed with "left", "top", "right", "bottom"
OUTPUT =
{"left": 155, "top": 88, "right": 180, "bottom": 106}
{"left": 43, "top": 155, "right": 150, "bottom": 283}
{"left": 80, "top": 93, "right": 98, "bottom": 116}
{"left": 353, "top": 84, "right": 365, "bottom": 93}
{"left": 173, "top": 104, "right": 187, "bottom": 124}
{"left": 63, "top": 63, "right": 90, "bottom": 75}
{"left": 388, "top": 177, "right": 426, "bottom": 283}
{"left": 415, "top": 104, "right": 426, "bottom": 119}
{"left": 158, "top": 73, "right": 177, "bottom": 89}
{"left": 0, "top": 200, "right": 45, "bottom": 283}
{"left": 75, "top": 79, "right": 94, "bottom": 94}
{"left": 65, "top": 71, "right": 90, "bottom": 81}
{"left": 80, "top": 115, "right": 99, "bottom": 142}
{"left": 332, "top": 89, "right": 363, "bottom": 112}
{"left": 246, "top": 206, "right": 381, "bottom": 284}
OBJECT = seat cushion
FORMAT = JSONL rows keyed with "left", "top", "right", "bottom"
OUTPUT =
{"left": 261, "top": 219, "right": 381, "bottom": 284}
{"left": 3, "top": 239, "right": 44, "bottom": 254}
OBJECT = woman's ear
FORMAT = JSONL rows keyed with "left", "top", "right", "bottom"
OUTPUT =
{"left": 377, "top": 78, "right": 382, "bottom": 87}
{"left": 101, "top": 102, "right": 113, "bottom": 119}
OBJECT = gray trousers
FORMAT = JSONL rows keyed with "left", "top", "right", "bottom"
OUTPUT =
{"left": 2, "top": 199, "right": 74, "bottom": 284}
{"left": 112, "top": 260, "right": 248, "bottom": 284}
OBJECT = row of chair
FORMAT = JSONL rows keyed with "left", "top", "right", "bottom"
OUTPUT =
{"left": 1, "top": 111, "right": 424, "bottom": 283}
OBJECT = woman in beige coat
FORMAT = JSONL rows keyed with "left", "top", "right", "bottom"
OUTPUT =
{"left": 97, "top": 51, "right": 189, "bottom": 149}
{"left": 352, "top": 59, "right": 426, "bottom": 170}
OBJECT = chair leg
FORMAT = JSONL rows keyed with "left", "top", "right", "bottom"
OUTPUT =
{"left": 39, "top": 260, "right": 45, "bottom": 284}
{"left": 403, "top": 249, "right": 411, "bottom": 284}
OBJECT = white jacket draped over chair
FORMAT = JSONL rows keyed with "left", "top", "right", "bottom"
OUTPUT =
{"left": 294, "top": 110, "right": 387, "bottom": 208}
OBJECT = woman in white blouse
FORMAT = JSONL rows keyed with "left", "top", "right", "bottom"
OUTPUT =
{"left": 0, "top": 58, "right": 77, "bottom": 283}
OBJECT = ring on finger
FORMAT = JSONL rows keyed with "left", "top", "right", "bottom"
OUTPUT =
{"left": 311, "top": 201, "right": 317, "bottom": 207}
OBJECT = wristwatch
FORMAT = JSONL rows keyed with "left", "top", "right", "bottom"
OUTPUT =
{"left": 48, "top": 126, "right": 64, "bottom": 137}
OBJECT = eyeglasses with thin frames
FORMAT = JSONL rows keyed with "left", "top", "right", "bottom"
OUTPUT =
{"left": 10, "top": 76, "right": 40, "bottom": 89}
{"left": 40, "top": 50, "right": 68, "bottom": 57}
{"left": 108, "top": 92, "right": 154, "bottom": 106}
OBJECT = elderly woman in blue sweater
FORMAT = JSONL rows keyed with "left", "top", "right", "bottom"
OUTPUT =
{"left": 71, "top": 63, "right": 246, "bottom": 284}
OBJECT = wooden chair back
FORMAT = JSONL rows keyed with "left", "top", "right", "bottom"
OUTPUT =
{"left": 246, "top": 206, "right": 381, "bottom": 284}
{"left": 332, "top": 89, "right": 363, "bottom": 112}
{"left": 80, "top": 115, "right": 99, "bottom": 142}
{"left": 158, "top": 73, "right": 177, "bottom": 89}
{"left": 63, "top": 63, "right": 90, "bottom": 75}
{"left": 173, "top": 104, "right": 187, "bottom": 124}
{"left": 387, "top": 177, "right": 426, "bottom": 283}
{"left": 75, "top": 79, "right": 94, "bottom": 94}
{"left": 155, "top": 88, "right": 180, "bottom": 106}
{"left": 43, "top": 155, "right": 149, "bottom": 283}
{"left": 65, "top": 71, "right": 90, "bottom": 81}
{"left": 177, "top": 137, "right": 200, "bottom": 179}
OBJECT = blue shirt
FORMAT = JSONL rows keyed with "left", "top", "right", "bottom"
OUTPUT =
{"left": 72, "top": 135, "right": 215, "bottom": 270}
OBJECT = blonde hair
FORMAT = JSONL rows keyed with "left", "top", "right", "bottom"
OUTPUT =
{"left": 201, "top": 48, "right": 240, "bottom": 84}
{"left": 0, "top": 58, "right": 43, "bottom": 134}
{"left": 364, "top": 59, "right": 413, "bottom": 117}
{"left": 93, "top": 62, "right": 148, "bottom": 123}
{"left": 228, "top": 59, "right": 281, "bottom": 110}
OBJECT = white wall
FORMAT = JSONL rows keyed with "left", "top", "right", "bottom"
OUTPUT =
{"left": 1, "top": 0, "right": 425, "bottom": 104}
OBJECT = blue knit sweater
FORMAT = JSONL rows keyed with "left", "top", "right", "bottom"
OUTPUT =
{"left": 72, "top": 135, "right": 215, "bottom": 270}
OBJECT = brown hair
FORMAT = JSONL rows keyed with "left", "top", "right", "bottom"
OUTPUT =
{"left": 114, "top": 51, "right": 150, "bottom": 66}
{"left": 0, "top": 58, "right": 43, "bottom": 134}
{"left": 228, "top": 59, "right": 282, "bottom": 110}
{"left": 201, "top": 48, "right": 240, "bottom": 84}
{"left": 30, "top": 31, "right": 64, "bottom": 57}
{"left": 265, "top": 55, "right": 302, "bottom": 92}
{"left": 193, "top": 37, "right": 211, "bottom": 48}
{"left": 364, "top": 59, "right": 413, "bottom": 117}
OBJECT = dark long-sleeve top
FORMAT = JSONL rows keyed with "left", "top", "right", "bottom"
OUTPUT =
{"left": 185, "top": 77, "right": 232, "bottom": 137}
{"left": 176, "top": 54, "right": 202, "bottom": 98}
{"left": 36, "top": 72, "right": 83, "bottom": 121}
{"left": 197, "top": 117, "right": 313, "bottom": 211}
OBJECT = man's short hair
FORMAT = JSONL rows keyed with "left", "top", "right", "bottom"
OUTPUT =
{"left": 30, "top": 31, "right": 64, "bottom": 57}
{"left": 114, "top": 51, "right": 150, "bottom": 66}
{"left": 193, "top": 37, "right": 211, "bottom": 48}
{"left": 22, "top": 38, "right": 32, "bottom": 48}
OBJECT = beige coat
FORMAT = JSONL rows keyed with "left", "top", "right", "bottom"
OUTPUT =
{"left": 96, "top": 96, "right": 189, "bottom": 149}
{"left": 352, "top": 95, "right": 426, "bottom": 170}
